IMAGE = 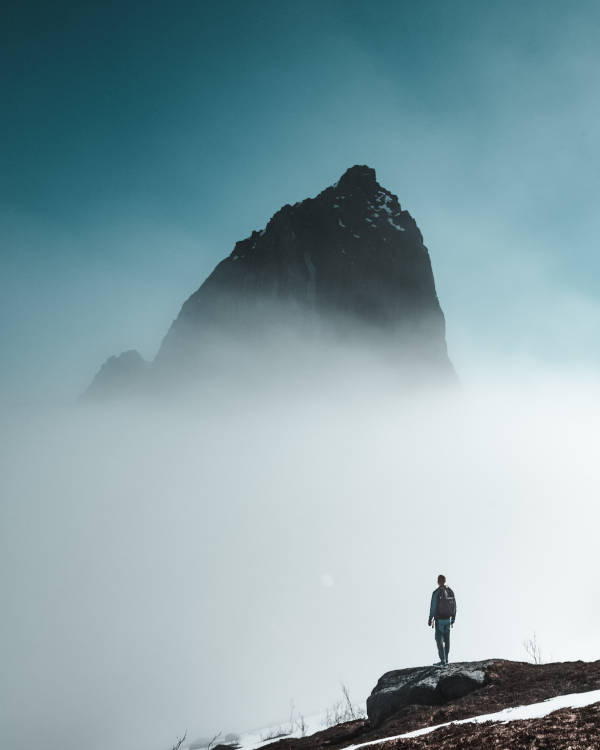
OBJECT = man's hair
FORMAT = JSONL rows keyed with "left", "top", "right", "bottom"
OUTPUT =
{"left": 438, "top": 574, "right": 446, "bottom": 584}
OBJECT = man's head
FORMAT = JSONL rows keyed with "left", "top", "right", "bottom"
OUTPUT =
{"left": 437, "top": 574, "right": 446, "bottom": 587}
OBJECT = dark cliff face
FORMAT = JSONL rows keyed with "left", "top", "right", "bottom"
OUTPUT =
{"left": 156, "top": 165, "right": 451, "bottom": 373}
{"left": 85, "top": 165, "right": 454, "bottom": 398}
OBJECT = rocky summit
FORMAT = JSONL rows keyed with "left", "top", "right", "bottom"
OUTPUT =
{"left": 259, "top": 659, "right": 600, "bottom": 750}
{"left": 366, "top": 661, "right": 495, "bottom": 728}
{"left": 86, "top": 165, "right": 454, "bottom": 398}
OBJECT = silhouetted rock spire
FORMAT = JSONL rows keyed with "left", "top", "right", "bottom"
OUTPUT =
{"left": 85, "top": 165, "right": 454, "bottom": 398}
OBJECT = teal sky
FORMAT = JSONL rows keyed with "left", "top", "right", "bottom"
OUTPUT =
{"left": 3, "top": 0, "right": 600, "bottom": 403}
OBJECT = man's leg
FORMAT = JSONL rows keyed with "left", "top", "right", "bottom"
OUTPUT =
{"left": 434, "top": 623, "right": 445, "bottom": 662}
{"left": 443, "top": 623, "right": 451, "bottom": 664}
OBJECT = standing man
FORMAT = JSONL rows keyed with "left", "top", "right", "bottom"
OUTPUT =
{"left": 428, "top": 574, "right": 456, "bottom": 667}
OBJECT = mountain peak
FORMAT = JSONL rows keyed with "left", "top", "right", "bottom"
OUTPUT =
{"left": 335, "top": 164, "right": 378, "bottom": 193}
{"left": 153, "top": 164, "right": 452, "bottom": 374}
{"left": 85, "top": 166, "right": 454, "bottom": 397}
{"left": 84, "top": 349, "right": 148, "bottom": 400}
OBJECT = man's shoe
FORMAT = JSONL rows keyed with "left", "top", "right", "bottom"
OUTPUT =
{"left": 433, "top": 661, "right": 444, "bottom": 667}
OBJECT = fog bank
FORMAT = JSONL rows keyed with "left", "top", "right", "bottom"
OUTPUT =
{"left": 1, "top": 355, "right": 599, "bottom": 750}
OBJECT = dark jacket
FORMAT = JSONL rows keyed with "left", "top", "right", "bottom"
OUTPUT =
{"left": 428, "top": 585, "right": 456, "bottom": 624}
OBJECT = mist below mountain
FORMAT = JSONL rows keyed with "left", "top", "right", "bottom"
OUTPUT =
{"left": 2, "top": 361, "right": 599, "bottom": 750}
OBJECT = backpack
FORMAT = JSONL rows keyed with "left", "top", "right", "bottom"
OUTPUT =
{"left": 436, "top": 586, "right": 456, "bottom": 619}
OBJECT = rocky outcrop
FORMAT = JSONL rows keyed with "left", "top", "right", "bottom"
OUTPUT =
{"left": 259, "top": 659, "right": 600, "bottom": 750}
{"left": 85, "top": 165, "right": 455, "bottom": 397}
{"left": 367, "top": 661, "right": 494, "bottom": 728}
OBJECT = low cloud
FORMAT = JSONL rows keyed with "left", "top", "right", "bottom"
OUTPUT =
{"left": 2, "top": 343, "right": 599, "bottom": 750}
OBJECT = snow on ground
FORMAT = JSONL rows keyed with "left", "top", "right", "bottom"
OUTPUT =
{"left": 341, "top": 689, "right": 600, "bottom": 748}
{"left": 234, "top": 711, "right": 329, "bottom": 750}
{"left": 211, "top": 688, "right": 600, "bottom": 750}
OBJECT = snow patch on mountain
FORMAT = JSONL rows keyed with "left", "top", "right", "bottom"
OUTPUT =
{"left": 341, "top": 688, "right": 600, "bottom": 748}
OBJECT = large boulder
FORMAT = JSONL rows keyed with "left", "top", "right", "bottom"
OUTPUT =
{"left": 367, "top": 660, "right": 496, "bottom": 727}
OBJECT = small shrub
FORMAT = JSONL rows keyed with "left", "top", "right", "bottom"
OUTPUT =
{"left": 322, "top": 683, "right": 367, "bottom": 728}
{"left": 523, "top": 632, "right": 543, "bottom": 664}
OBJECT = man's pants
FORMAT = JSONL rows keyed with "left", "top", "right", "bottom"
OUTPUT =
{"left": 435, "top": 619, "right": 451, "bottom": 662}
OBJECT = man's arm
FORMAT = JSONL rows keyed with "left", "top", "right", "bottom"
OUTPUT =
{"left": 428, "top": 590, "right": 437, "bottom": 626}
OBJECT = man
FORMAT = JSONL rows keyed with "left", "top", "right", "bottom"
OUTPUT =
{"left": 428, "top": 574, "right": 456, "bottom": 667}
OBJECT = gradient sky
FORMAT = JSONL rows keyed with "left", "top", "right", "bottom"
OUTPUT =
{"left": 5, "top": 6, "right": 600, "bottom": 749}
{"left": 3, "top": 0, "right": 600, "bottom": 403}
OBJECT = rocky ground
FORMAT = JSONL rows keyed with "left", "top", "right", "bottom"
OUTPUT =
{"left": 372, "top": 702, "right": 600, "bottom": 748}
{"left": 261, "top": 660, "right": 600, "bottom": 750}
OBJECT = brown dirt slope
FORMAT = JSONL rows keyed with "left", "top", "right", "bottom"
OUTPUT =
{"left": 263, "top": 660, "right": 600, "bottom": 750}
{"left": 380, "top": 703, "right": 600, "bottom": 749}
